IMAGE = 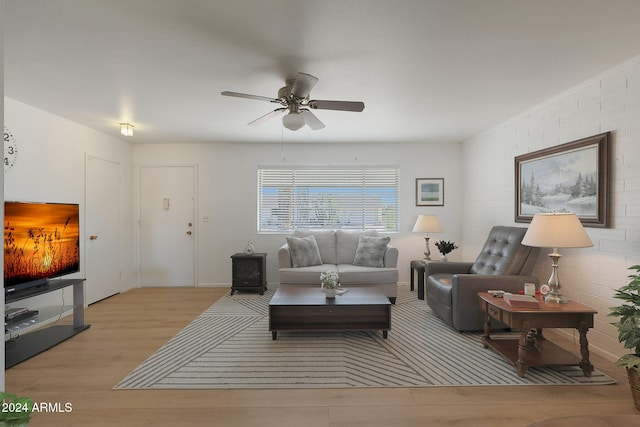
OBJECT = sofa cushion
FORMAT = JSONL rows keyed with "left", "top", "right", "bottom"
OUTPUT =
{"left": 293, "top": 230, "right": 337, "bottom": 264}
{"left": 286, "top": 235, "right": 323, "bottom": 268}
{"left": 353, "top": 236, "right": 390, "bottom": 268}
{"left": 279, "top": 264, "right": 338, "bottom": 285}
{"left": 336, "top": 230, "right": 378, "bottom": 264}
{"left": 337, "top": 264, "right": 399, "bottom": 285}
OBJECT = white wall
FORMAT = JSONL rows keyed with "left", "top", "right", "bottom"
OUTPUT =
{"left": 133, "top": 141, "right": 463, "bottom": 287}
{"left": 1, "top": 0, "right": 6, "bottom": 390}
{"left": 461, "top": 54, "right": 640, "bottom": 361}
{"left": 4, "top": 98, "right": 136, "bottom": 310}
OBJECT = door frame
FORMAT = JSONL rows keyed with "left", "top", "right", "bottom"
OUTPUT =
{"left": 85, "top": 154, "right": 122, "bottom": 302}
{"left": 135, "top": 163, "right": 199, "bottom": 288}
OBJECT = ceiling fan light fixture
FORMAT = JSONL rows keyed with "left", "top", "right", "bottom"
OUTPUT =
{"left": 282, "top": 112, "right": 305, "bottom": 131}
{"left": 221, "top": 72, "right": 365, "bottom": 131}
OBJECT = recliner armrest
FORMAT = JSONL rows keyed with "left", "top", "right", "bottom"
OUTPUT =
{"left": 424, "top": 261, "right": 473, "bottom": 276}
{"left": 452, "top": 274, "right": 539, "bottom": 291}
{"left": 449, "top": 274, "right": 540, "bottom": 331}
{"left": 384, "top": 245, "right": 398, "bottom": 268}
{"left": 278, "top": 244, "right": 292, "bottom": 268}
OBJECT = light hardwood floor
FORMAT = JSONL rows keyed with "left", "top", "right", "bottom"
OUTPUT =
{"left": 4, "top": 287, "right": 639, "bottom": 426}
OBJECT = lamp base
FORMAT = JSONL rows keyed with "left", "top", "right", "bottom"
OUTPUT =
{"left": 545, "top": 251, "right": 568, "bottom": 304}
{"left": 423, "top": 237, "right": 431, "bottom": 262}
{"left": 544, "top": 293, "right": 568, "bottom": 304}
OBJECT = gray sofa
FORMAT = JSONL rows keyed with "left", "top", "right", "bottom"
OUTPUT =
{"left": 425, "top": 226, "right": 540, "bottom": 331}
{"left": 278, "top": 230, "right": 399, "bottom": 302}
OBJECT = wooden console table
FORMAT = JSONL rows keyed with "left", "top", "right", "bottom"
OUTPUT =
{"left": 478, "top": 292, "right": 597, "bottom": 378}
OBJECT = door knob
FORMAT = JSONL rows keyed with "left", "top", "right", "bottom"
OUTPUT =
{"left": 186, "top": 231, "right": 192, "bottom": 235}
{"left": 89, "top": 235, "right": 98, "bottom": 240}
{"left": 188, "top": 222, "right": 193, "bottom": 227}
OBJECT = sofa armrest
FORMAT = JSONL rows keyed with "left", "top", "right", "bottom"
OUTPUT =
{"left": 278, "top": 244, "right": 292, "bottom": 268}
{"left": 383, "top": 245, "right": 398, "bottom": 268}
{"left": 424, "top": 261, "right": 473, "bottom": 276}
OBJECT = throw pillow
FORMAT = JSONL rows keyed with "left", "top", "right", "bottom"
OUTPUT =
{"left": 286, "top": 235, "right": 323, "bottom": 268}
{"left": 353, "top": 236, "right": 390, "bottom": 268}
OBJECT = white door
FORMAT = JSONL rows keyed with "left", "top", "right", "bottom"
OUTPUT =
{"left": 86, "top": 156, "right": 121, "bottom": 304}
{"left": 139, "top": 166, "right": 195, "bottom": 287}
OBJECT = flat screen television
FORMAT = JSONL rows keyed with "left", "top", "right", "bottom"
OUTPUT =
{"left": 4, "top": 201, "right": 80, "bottom": 295}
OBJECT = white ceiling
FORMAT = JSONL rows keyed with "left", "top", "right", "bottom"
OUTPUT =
{"left": 5, "top": 0, "right": 640, "bottom": 145}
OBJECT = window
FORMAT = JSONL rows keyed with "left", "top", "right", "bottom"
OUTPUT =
{"left": 258, "top": 166, "right": 399, "bottom": 233}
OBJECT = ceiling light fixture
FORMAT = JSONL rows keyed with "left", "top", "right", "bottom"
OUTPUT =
{"left": 120, "top": 123, "right": 134, "bottom": 136}
{"left": 282, "top": 112, "right": 305, "bottom": 131}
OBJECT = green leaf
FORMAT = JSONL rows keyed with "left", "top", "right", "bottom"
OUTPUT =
{"left": 609, "top": 266, "right": 640, "bottom": 358}
{"left": 616, "top": 354, "right": 640, "bottom": 371}
{"left": 0, "top": 392, "right": 33, "bottom": 422}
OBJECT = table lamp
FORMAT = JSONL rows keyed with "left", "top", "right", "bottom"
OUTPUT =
{"left": 412, "top": 215, "right": 443, "bottom": 261}
{"left": 521, "top": 212, "right": 593, "bottom": 304}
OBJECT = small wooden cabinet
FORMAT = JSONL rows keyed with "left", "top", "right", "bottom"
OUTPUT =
{"left": 231, "top": 253, "right": 267, "bottom": 295}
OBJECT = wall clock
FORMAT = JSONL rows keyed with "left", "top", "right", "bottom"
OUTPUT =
{"left": 4, "top": 127, "right": 18, "bottom": 172}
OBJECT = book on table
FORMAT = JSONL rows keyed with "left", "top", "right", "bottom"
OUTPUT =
{"left": 503, "top": 293, "right": 540, "bottom": 308}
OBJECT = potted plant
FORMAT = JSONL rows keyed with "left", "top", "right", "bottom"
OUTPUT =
{"left": 609, "top": 264, "right": 640, "bottom": 410}
{"left": 320, "top": 271, "right": 340, "bottom": 298}
{"left": 0, "top": 392, "right": 33, "bottom": 426}
{"left": 434, "top": 240, "right": 458, "bottom": 261}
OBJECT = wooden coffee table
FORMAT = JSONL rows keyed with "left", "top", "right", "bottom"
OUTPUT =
{"left": 269, "top": 286, "right": 391, "bottom": 340}
{"left": 478, "top": 292, "right": 597, "bottom": 378}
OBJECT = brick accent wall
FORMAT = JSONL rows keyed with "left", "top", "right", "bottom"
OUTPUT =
{"left": 461, "top": 54, "right": 640, "bottom": 361}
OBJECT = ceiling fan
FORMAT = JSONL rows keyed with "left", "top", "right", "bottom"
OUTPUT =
{"left": 221, "top": 72, "right": 365, "bottom": 131}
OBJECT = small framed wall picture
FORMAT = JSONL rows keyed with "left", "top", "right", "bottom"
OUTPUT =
{"left": 416, "top": 178, "right": 444, "bottom": 206}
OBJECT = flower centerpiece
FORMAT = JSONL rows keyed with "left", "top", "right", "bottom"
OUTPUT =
{"left": 320, "top": 271, "right": 340, "bottom": 298}
{"left": 609, "top": 265, "right": 640, "bottom": 409}
{"left": 435, "top": 240, "right": 458, "bottom": 261}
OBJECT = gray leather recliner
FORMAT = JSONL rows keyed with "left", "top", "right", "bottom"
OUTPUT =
{"left": 425, "top": 226, "right": 540, "bottom": 331}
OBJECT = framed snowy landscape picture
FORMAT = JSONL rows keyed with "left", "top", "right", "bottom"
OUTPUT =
{"left": 515, "top": 132, "right": 610, "bottom": 227}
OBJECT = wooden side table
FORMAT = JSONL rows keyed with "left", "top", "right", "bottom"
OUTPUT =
{"left": 478, "top": 292, "right": 597, "bottom": 378}
{"left": 410, "top": 260, "right": 426, "bottom": 300}
{"left": 230, "top": 253, "right": 267, "bottom": 295}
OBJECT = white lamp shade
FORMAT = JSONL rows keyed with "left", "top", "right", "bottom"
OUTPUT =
{"left": 522, "top": 213, "right": 593, "bottom": 248}
{"left": 412, "top": 215, "right": 443, "bottom": 233}
{"left": 282, "top": 112, "right": 305, "bottom": 131}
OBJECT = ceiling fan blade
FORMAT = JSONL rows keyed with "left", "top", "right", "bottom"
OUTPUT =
{"left": 291, "top": 72, "right": 319, "bottom": 99}
{"left": 308, "top": 100, "right": 365, "bottom": 112}
{"left": 247, "top": 108, "right": 286, "bottom": 126}
{"left": 300, "top": 109, "right": 325, "bottom": 130}
{"left": 221, "top": 91, "right": 279, "bottom": 103}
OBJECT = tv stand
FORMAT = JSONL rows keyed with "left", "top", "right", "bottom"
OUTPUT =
{"left": 5, "top": 278, "right": 90, "bottom": 369}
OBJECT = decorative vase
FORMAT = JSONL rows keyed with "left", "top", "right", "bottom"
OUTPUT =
{"left": 441, "top": 254, "right": 448, "bottom": 262}
{"left": 324, "top": 288, "right": 336, "bottom": 299}
{"left": 243, "top": 240, "right": 255, "bottom": 255}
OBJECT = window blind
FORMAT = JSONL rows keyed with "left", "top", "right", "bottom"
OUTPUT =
{"left": 258, "top": 166, "right": 399, "bottom": 232}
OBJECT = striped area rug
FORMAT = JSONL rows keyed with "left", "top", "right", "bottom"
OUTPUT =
{"left": 115, "top": 285, "right": 615, "bottom": 389}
